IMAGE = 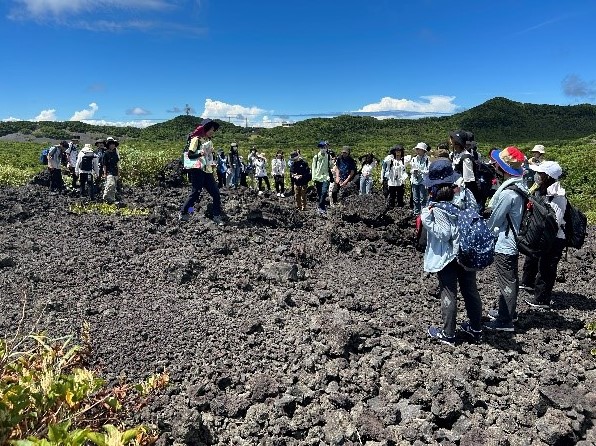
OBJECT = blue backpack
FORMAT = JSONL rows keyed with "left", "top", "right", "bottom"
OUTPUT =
{"left": 40, "top": 148, "right": 50, "bottom": 165}
{"left": 433, "top": 202, "right": 496, "bottom": 271}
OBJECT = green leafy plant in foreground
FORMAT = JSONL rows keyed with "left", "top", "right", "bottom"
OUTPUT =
{"left": 68, "top": 202, "right": 150, "bottom": 217}
{"left": 0, "top": 325, "right": 168, "bottom": 445}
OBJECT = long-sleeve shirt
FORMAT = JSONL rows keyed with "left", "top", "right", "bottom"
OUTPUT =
{"left": 487, "top": 177, "right": 527, "bottom": 255}
{"left": 271, "top": 158, "right": 286, "bottom": 176}
{"left": 421, "top": 205, "right": 459, "bottom": 273}
{"left": 410, "top": 155, "right": 429, "bottom": 185}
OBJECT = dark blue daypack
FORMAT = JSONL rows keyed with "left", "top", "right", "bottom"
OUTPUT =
{"left": 40, "top": 148, "right": 50, "bottom": 165}
{"left": 433, "top": 202, "right": 496, "bottom": 271}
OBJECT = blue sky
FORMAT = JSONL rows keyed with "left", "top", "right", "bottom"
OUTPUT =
{"left": 1, "top": 0, "right": 595, "bottom": 128}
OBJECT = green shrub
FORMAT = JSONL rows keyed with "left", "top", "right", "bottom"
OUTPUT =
{"left": 0, "top": 327, "right": 168, "bottom": 445}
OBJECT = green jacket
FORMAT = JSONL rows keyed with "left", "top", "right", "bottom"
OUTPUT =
{"left": 311, "top": 151, "right": 331, "bottom": 182}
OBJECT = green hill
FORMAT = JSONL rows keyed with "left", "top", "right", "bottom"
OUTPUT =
{"left": 2, "top": 97, "right": 596, "bottom": 150}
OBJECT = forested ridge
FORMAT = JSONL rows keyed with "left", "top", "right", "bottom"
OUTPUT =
{"left": 2, "top": 97, "right": 596, "bottom": 149}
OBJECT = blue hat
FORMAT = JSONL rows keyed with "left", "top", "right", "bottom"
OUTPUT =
{"left": 423, "top": 159, "right": 461, "bottom": 188}
{"left": 317, "top": 140, "right": 328, "bottom": 148}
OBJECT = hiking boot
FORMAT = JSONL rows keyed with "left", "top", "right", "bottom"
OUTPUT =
{"left": 178, "top": 213, "right": 190, "bottom": 222}
{"left": 487, "top": 308, "right": 518, "bottom": 322}
{"left": 519, "top": 284, "right": 535, "bottom": 293}
{"left": 524, "top": 296, "right": 550, "bottom": 310}
{"left": 212, "top": 215, "right": 224, "bottom": 226}
{"left": 427, "top": 326, "right": 456, "bottom": 346}
{"left": 459, "top": 322, "right": 483, "bottom": 343}
{"left": 484, "top": 320, "right": 515, "bottom": 332}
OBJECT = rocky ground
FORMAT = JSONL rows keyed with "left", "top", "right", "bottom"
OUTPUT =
{"left": 0, "top": 172, "right": 595, "bottom": 446}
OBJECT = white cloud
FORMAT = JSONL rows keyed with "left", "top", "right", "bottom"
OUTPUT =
{"left": 357, "top": 95, "right": 459, "bottom": 115}
{"left": 34, "top": 109, "right": 57, "bottom": 121}
{"left": 82, "top": 119, "right": 156, "bottom": 128}
{"left": 201, "top": 99, "right": 268, "bottom": 127}
{"left": 2, "top": 117, "right": 20, "bottom": 122}
{"left": 126, "top": 107, "right": 150, "bottom": 116}
{"left": 9, "top": 0, "right": 173, "bottom": 18}
{"left": 70, "top": 102, "right": 99, "bottom": 121}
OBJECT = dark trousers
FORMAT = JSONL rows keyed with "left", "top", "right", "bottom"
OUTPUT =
{"left": 181, "top": 169, "right": 221, "bottom": 216}
{"left": 274, "top": 175, "right": 285, "bottom": 194}
{"left": 521, "top": 238, "right": 566, "bottom": 304}
{"left": 49, "top": 168, "right": 64, "bottom": 191}
{"left": 494, "top": 253, "right": 519, "bottom": 324}
{"left": 436, "top": 260, "right": 483, "bottom": 337}
{"left": 315, "top": 180, "right": 330, "bottom": 211}
{"left": 79, "top": 173, "right": 95, "bottom": 199}
{"left": 68, "top": 167, "right": 78, "bottom": 188}
{"left": 217, "top": 171, "right": 226, "bottom": 188}
{"left": 289, "top": 176, "right": 295, "bottom": 194}
{"left": 387, "top": 185, "right": 405, "bottom": 208}
{"left": 257, "top": 176, "right": 271, "bottom": 191}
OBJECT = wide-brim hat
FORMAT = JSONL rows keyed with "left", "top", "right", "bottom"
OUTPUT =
{"left": 531, "top": 144, "right": 545, "bottom": 154}
{"left": 414, "top": 142, "right": 428, "bottom": 151}
{"left": 290, "top": 152, "right": 300, "bottom": 161}
{"left": 105, "top": 137, "right": 119, "bottom": 147}
{"left": 490, "top": 146, "right": 525, "bottom": 177}
{"left": 94, "top": 139, "right": 105, "bottom": 146}
{"left": 529, "top": 160, "right": 562, "bottom": 180}
{"left": 423, "top": 159, "right": 461, "bottom": 188}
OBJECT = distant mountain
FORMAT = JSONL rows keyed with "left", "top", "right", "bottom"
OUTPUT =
{"left": 2, "top": 98, "right": 596, "bottom": 147}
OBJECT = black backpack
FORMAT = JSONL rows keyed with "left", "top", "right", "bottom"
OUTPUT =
{"left": 459, "top": 154, "right": 496, "bottom": 200}
{"left": 506, "top": 185, "right": 559, "bottom": 258}
{"left": 80, "top": 154, "right": 94, "bottom": 171}
{"left": 563, "top": 201, "right": 587, "bottom": 249}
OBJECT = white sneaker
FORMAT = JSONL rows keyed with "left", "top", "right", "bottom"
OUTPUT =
{"left": 258, "top": 190, "right": 264, "bottom": 196}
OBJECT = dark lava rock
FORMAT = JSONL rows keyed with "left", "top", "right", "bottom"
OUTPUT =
{"left": 1, "top": 182, "right": 595, "bottom": 445}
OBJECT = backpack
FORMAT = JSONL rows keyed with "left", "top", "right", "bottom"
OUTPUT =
{"left": 459, "top": 154, "right": 496, "bottom": 200}
{"left": 40, "top": 148, "right": 50, "bottom": 165}
{"left": 433, "top": 202, "right": 496, "bottom": 271}
{"left": 505, "top": 185, "right": 559, "bottom": 258}
{"left": 80, "top": 154, "right": 94, "bottom": 172}
{"left": 181, "top": 132, "right": 203, "bottom": 170}
{"left": 563, "top": 201, "right": 587, "bottom": 249}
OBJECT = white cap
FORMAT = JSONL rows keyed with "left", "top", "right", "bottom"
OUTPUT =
{"left": 414, "top": 142, "right": 428, "bottom": 151}
{"left": 529, "top": 160, "right": 562, "bottom": 180}
{"left": 532, "top": 144, "right": 545, "bottom": 154}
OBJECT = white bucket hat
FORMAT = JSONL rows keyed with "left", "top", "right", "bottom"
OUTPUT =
{"left": 531, "top": 144, "right": 545, "bottom": 154}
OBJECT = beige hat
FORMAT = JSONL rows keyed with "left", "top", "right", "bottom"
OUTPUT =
{"left": 83, "top": 143, "right": 93, "bottom": 150}
{"left": 531, "top": 144, "right": 545, "bottom": 154}
{"left": 414, "top": 142, "right": 429, "bottom": 151}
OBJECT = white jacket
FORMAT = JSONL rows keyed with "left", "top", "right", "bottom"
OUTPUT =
{"left": 546, "top": 182, "right": 567, "bottom": 239}
{"left": 271, "top": 158, "right": 285, "bottom": 176}
{"left": 47, "top": 146, "right": 62, "bottom": 169}
{"left": 66, "top": 145, "right": 78, "bottom": 168}
{"left": 75, "top": 148, "right": 100, "bottom": 177}
{"left": 254, "top": 158, "right": 268, "bottom": 177}
{"left": 386, "top": 158, "right": 406, "bottom": 187}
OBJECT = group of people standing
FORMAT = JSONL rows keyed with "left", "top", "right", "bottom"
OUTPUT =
{"left": 420, "top": 133, "right": 568, "bottom": 346}
{"left": 46, "top": 137, "right": 121, "bottom": 203}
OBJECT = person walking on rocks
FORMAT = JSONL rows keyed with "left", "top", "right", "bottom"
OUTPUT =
{"left": 75, "top": 143, "right": 99, "bottom": 199}
{"left": 410, "top": 142, "right": 430, "bottom": 215}
{"left": 422, "top": 159, "right": 483, "bottom": 346}
{"left": 312, "top": 141, "right": 332, "bottom": 215}
{"left": 484, "top": 146, "right": 528, "bottom": 332}
{"left": 47, "top": 141, "right": 67, "bottom": 194}
{"left": 179, "top": 119, "right": 223, "bottom": 226}
{"left": 271, "top": 150, "right": 286, "bottom": 197}
{"left": 290, "top": 152, "right": 310, "bottom": 211}
{"left": 520, "top": 161, "right": 567, "bottom": 310}
{"left": 102, "top": 137, "right": 120, "bottom": 204}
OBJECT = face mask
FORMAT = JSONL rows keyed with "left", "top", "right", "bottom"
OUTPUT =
{"left": 534, "top": 173, "right": 542, "bottom": 184}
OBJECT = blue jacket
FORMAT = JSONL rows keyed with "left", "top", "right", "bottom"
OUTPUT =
{"left": 421, "top": 204, "right": 459, "bottom": 273}
{"left": 487, "top": 177, "right": 528, "bottom": 255}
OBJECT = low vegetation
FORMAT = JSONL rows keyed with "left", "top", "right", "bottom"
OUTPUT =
{"left": 0, "top": 322, "right": 168, "bottom": 445}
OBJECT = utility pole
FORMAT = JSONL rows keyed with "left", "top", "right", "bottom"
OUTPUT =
{"left": 245, "top": 117, "right": 248, "bottom": 128}
{"left": 185, "top": 104, "right": 191, "bottom": 116}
